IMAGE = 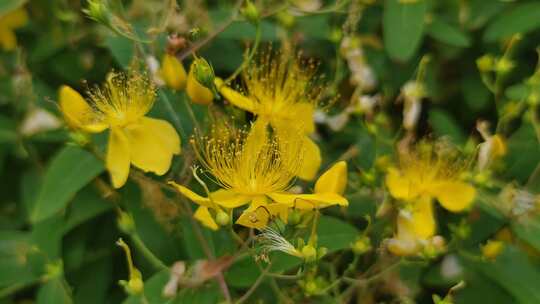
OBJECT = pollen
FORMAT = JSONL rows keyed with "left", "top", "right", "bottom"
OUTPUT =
{"left": 87, "top": 71, "right": 156, "bottom": 127}
{"left": 192, "top": 121, "right": 304, "bottom": 195}
{"left": 242, "top": 49, "right": 325, "bottom": 129}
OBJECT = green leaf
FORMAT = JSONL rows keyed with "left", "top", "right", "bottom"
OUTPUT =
{"left": 104, "top": 35, "right": 135, "bottom": 68}
{"left": 483, "top": 2, "right": 540, "bottom": 42}
{"left": 383, "top": 0, "right": 426, "bottom": 61}
{"left": 512, "top": 216, "right": 540, "bottom": 252}
{"left": 30, "top": 146, "right": 104, "bottom": 223}
{"left": 317, "top": 216, "right": 359, "bottom": 251}
{"left": 36, "top": 278, "right": 73, "bottom": 304}
{"left": 63, "top": 187, "right": 112, "bottom": 233}
{"left": 472, "top": 246, "right": 540, "bottom": 304}
{"left": 0, "top": 115, "right": 17, "bottom": 144}
{"left": 0, "top": 231, "right": 40, "bottom": 289}
{"left": 428, "top": 109, "right": 466, "bottom": 144}
{"left": 505, "top": 122, "right": 540, "bottom": 183}
{"left": 0, "top": 0, "right": 27, "bottom": 16}
{"left": 426, "top": 18, "right": 471, "bottom": 48}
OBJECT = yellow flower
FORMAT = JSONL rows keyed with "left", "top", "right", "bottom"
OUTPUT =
{"left": 160, "top": 54, "right": 187, "bottom": 90}
{"left": 0, "top": 8, "right": 28, "bottom": 51}
{"left": 215, "top": 49, "right": 325, "bottom": 180}
{"left": 170, "top": 119, "right": 347, "bottom": 229}
{"left": 59, "top": 71, "right": 181, "bottom": 188}
{"left": 481, "top": 240, "right": 504, "bottom": 260}
{"left": 186, "top": 61, "right": 213, "bottom": 105}
{"left": 385, "top": 143, "right": 476, "bottom": 238}
{"left": 388, "top": 207, "right": 446, "bottom": 257}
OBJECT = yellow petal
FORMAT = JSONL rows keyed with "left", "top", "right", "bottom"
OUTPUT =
{"left": 211, "top": 189, "right": 251, "bottom": 208}
{"left": 410, "top": 197, "right": 436, "bottom": 238}
{"left": 0, "top": 29, "right": 16, "bottom": 51}
{"left": 288, "top": 102, "right": 315, "bottom": 134}
{"left": 124, "top": 117, "right": 180, "bottom": 175}
{"left": 432, "top": 181, "right": 476, "bottom": 212}
{"left": 491, "top": 135, "right": 507, "bottom": 158}
{"left": 141, "top": 117, "right": 181, "bottom": 155}
{"left": 242, "top": 118, "right": 268, "bottom": 158}
{"left": 236, "top": 196, "right": 269, "bottom": 229}
{"left": 168, "top": 182, "right": 211, "bottom": 207}
{"left": 1, "top": 8, "right": 28, "bottom": 29}
{"left": 385, "top": 167, "right": 416, "bottom": 201}
{"left": 107, "top": 128, "right": 131, "bottom": 188}
{"left": 161, "top": 54, "right": 187, "bottom": 90}
{"left": 297, "top": 136, "right": 321, "bottom": 181}
{"left": 269, "top": 192, "right": 348, "bottom": 210}
{"left": 194, "top": 206, "right": 218, "bottom": 231}
{"left": 58, "top": 85, "right": 108, "bottom": 132}
{"left": 314, "top": 161, "right": 347, "bottom": 195}
{"left": 266, "top": 203, "right": 290, "bottom": 223}
{"left": 187, "top": 64, "right": 213, "bottom": 105}
{"left": 215, "top": 78, "right": 255, "bottom": 112}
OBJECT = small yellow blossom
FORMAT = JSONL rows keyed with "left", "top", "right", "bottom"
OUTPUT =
{"left": 186, "top": 61, "right": 213, "bottom": 105}
{"left": 481, "top": 240, "right": 504, "bottom": 260}
{"left": 160, "top": 54, "right": 187, "bottom": 90}
{"left": 59, "top": 71, "right": 181, "bottom": 188}
{"left": 0, "top": 8, "right": 28, "bottom": 51}
{"left": 170, "top": 120, "right": 347, "bottom": 229}
{"left": 385, "top": 143, "right": 476, "bottom": 238}
{"left": 215, "top": 49, "right": 325, "bottom": 180}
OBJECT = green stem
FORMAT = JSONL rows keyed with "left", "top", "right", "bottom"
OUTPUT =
{"left": 158, "top": 90, "right": 186, "bottom": 138}
{"left": 129, "top": 233, "right": 168, "bottom": 270}
{"left": 224, "top": 23, "right": 262, "bottom": 84}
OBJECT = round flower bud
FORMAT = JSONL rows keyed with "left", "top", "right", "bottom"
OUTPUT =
{"left": 216, "top": 211, "right": 230, "bottom": 226}
{"left": 301, "top": 245, "right": 317, "bottom": 262}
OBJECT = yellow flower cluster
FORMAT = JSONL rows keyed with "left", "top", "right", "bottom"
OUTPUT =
{"left": 171, "top": 119, "right": 348, "bottom": 230}
{"left": 216, "top": 50, "right": 324, "bottom": 180}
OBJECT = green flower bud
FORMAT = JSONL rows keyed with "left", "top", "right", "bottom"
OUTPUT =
{"left": 476, "top": 55, "right": 494, "bottom": 72}
{"left": 216, "top": 211, "right": 230, "bottom": 226}
{"left": 301, "top": 245, "right": 317, "bottom": 262}
{"left": 117, "top": 211, "right": 135, "bottom": 234}
{"left": 192, "top": 57, "right": 215, "bottom": 91}
{"left": 288, "top": 209, "right": 301, "bottom": 225}
{"left": 83, "top": 0, "right": 111, "bottom": 26}
{"left": 351, "top": 235, "right": 372, "bottom": 255}
{"left": 241, "top": 0, "right": 260, "bottom": 25}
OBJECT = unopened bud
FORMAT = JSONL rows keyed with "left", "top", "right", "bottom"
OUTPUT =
{"left": 476, "top": 55, "right": 494, "bottom": 72}
{"left": 187, "top": 58, "right": 214, "bottom": 105}
{"left": 481, "top": 240, "right": 504, "bottom": 260}
{"left": 495, "top": 57, "right": 514, "bottom": 74}
{"left": 216, "top": 211, "right": 230, "bottom": 226}
{"left": 83, "top": 0, "right": 111, "bottom": 26}
{"left": 301, "top": 245, "right": 317, "bottom": 262}
{"left": 351, "top": 235, "right": 372, "bottom": 255}
{"left": 288, "top": 209, "right": 301, "bottom": 225}
{"left": 241, "top": 0, "right": 260, "bottom": 25}
{"left": 117, "top": 211, "right": 135, "bottom": 234}
{"left": 161, "top": 54, "right": 187, "bottom": 90}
